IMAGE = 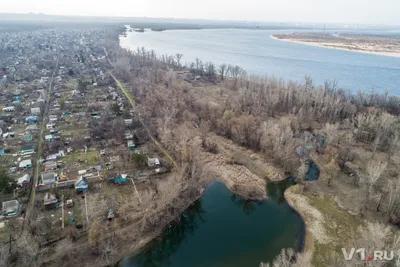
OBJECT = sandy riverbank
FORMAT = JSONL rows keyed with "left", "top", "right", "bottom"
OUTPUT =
{"left": 271, "top": 35, "right": 400, "bottom": 58}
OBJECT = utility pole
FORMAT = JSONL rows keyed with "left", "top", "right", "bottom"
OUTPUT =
{"left": 84, "top": 193, "right": 89, "bottom": 226}
{"left": 4, "top": 235, "right": 16, "bottom": 253}
{"left": 61, "top": 194, "right": 64, "bottom": 229}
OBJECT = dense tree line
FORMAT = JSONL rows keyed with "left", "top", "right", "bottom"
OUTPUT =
{"left": 110, "top": 45, "right": 400, "bottom": 226}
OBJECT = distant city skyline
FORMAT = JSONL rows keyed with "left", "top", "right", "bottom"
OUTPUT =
{"left": 1, "top": 0, "right": 400, "bottom": 26}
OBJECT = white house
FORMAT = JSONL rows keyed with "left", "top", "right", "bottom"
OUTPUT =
{"left": 3, "top": 106, "right": 15, "bottom": 112}
{"left": 31, "top": 107, "right": 41, "bottom": 115}
{"left": 19, "top": 159, "right": 32, "bottom": 169}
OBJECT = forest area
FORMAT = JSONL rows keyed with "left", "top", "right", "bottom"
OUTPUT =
{"left": 101, "top": 29, "right": 400, "bottom": 266}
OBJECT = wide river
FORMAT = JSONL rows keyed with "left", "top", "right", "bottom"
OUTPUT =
{"left": 120, "top": 28, "right": 400, "bottom": 95}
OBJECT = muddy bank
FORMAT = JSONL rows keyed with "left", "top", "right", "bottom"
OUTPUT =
{"left": 284, "top": 186, "right": 315, "bottom": 255}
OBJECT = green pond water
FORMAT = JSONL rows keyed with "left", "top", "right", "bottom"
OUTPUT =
{"left": 120, "top": 161, "right": 319, "bottom": 267}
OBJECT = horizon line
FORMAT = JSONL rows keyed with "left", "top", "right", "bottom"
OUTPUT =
{"left": 0, "top": 12, "right": 399, "bottom": 28}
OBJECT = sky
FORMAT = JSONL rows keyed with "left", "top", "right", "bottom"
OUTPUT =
{"left": 1, "top": 0, "right": 400, "bottom": 25}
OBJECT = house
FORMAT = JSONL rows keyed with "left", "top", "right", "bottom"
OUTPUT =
{"left": 124, "top": 119, "right": 133, "bottom": 125}
{"left": 46, "top": 123, "right": 55, "bottom": 130}
{"left": 17, "top": 174, "right": 31, "bottom": 188}
{"left": 147, "top": 158, "right": 160, "bottom": 168}
{"left": 26, "top": 116, "right": 38, "bottom": 124}
{"left": 127, "top": 140, "right": 136, "bottom": 151}
{"left": 2, "top": 106, "right": 15, "bottom": 112}
{"left": 74, "top": 176, "right": 88, "bottom": 193}
{"left": 45, "top": 134, "right": 53, "bottom": 142}
{"left": 19, "top": 159, "right": 32, "bottom": 169}
{"left": 124, "top": 133, "right": 133, "bottom": 140}
{"left": 12, "top": 97, "right": 21, "bottom": 103}
{"left": 41, "top": 172, "right": 58, "bottom": 185}
{"left": 108, "top": 174, "right": 128, "bottom": 184}
{"left": 25, "top": 124, "right": 38, "bottom": 132}
{"left": 43, "top": 193, "right": 58, "bottom": 209}
{"left": 24, "top": 135, "right": 33, "bottom": 142}
{"left": 20, "top": 145, "right": 35, "bottom": 155}
{"left": 46, "top": 154, "right": 58, "bottom": 161}
{"left": 49, "top": 115, "right": 58, "bottom": 123}
{"left": 2, "top": 200, "right": 19, "bottom": 217}
{"left": 31, "top": 107, "right": 40, "bottom": 115}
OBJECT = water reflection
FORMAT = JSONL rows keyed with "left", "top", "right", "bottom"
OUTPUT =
{"left": 230, "top": 194, "right": 262, "bottom": 216}
{"left": 131, "top": 201, "right": 206, "bottom": 267}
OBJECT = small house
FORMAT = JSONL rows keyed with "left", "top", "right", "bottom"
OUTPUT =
{"left": 25, "top": 124, "right": 38, "bottom": 132}
{"left": 2, "top": 200, "right": 19, "bottom": 217}
{"left": 124, "top": 119, "right": 133, "bottom": 126}
{"left": 46, "top": 154, "right": 59, "bottom": 161}
{"left": 45, "top": 135, "right": 53, "bottom": 142}
{"left": 31, "top": 107, "right": 40, "bottom": 115}
{"left": 17, "top": 174, "right": 31, "bottom": 188}
{"left": 147, "top": 158, "right": 160, "bottom": 168}
{"left": 49, "top": 115, "right": 58, "bottom": 123}
{"left": 26, "top": 116, "right": 38, "bottom": 124}
{"left": 46, "top": 123, "right": 55, "bottom": 130}
{"left": 12, "top": 97, "right": 21, "bottom": 103}
{"left": 75, "top": 176, "right": 88, "bottom": 193}
{"left": 127, "top": 140, "right": 136, "bottom": 151}
{"left": 41, "top": 172, "right": 58, "bottom": 185}
{"left": 2, "top": 106, "right": 15, "bottom": 112}
{"left": 24, "top": 135, "right": 33, "bottom": 142}
{"left": 19, "top": 159, "right": 32, "bottom": 169}
{"left": 124, "top": 133, "right": 133, "bottom": 140}
{"left": 44, "top": 193, "right": 58, "bottom": 209}
{"left": 20, "top": 145, "right": 35, "bottom": 155}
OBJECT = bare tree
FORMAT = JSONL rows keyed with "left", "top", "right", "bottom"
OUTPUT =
{"left": 363, "top": 160, "right": 387, "bottom": 210}
{"left": 205, "top": 62, "right": 216, "bottom": 79}
{"left": 219, "top": 63, "right": 227, "bottom": 80}
{"left": 320, "top": 122, "right": 340, "bottom": 146}
{"left": 175, "top": 53, "right": 183, "bottom": 69}
{"left": 260, "top": 248, "right": 312, "bottom": 267}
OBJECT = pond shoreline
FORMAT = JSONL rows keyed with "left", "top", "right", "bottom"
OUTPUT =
{"left": 116, "top": 170, "right": 318, "bottom": 266}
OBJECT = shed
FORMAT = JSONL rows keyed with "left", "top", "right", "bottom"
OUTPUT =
{"left": 2, "top": 200, "right": 19, "bottom": 217}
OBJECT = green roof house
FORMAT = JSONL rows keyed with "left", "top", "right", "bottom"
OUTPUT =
{"left": 2, "top": 200, "right": 20, "bottom": 217}
{"left": 20, "top": 145, "right": 35, "bottom": 156}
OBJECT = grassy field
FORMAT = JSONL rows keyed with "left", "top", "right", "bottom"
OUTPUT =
{"left": 304, "top": 193, "right": 363, "bottom": 266}
{"left": 63, "top": 150, "right": 99, "bottom": 166}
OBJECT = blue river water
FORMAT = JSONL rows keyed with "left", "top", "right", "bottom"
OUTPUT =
{"left": 120, "top": 29, "right": 400, "bottom": 95}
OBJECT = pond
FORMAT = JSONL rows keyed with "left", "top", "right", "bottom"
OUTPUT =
{"left": 120, "top": 161, "right": 319, "bottom": 267}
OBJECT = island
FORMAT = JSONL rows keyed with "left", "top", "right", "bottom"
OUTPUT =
{"left": 272, "top": 32, "right": 400, "bottom": 58}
